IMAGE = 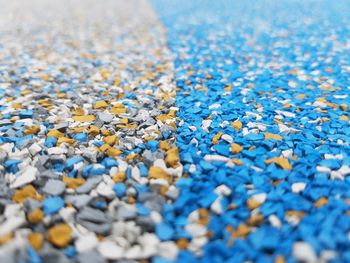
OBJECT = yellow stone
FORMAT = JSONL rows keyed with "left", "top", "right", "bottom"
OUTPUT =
{"left": 212, "top": 132, "right": 223, "bottom": 144}
{"left": 144, "top": 136, "right": 156, "bottom": 141}
{"left": 47, "top": 129, "right": 64, "bottom": 138}
{"left": 340, "top": 115, "right": 349, "bottom": 121}
{"left": 99, "top": 144, "right": 111, "bottom": 152}
{"left": 296, "top": 94, "right": 306, "bottom": 99}
{"left": 159, "top": 141, "right": 171, "bottom": 151}
{"left": 113, "top": 172, "right": 126, "bottom": 183}
{"left": 72, "top": 115, "right": 96, "bottom": 122}
{"left": 340, "top": 104, "right": 348, "bottom": 111}
{"left": 264, "top": 132, "right": 283, "bottom": 141}
{"left": 232, "top": 158, "right": 242, "bottom": 165}
{"left": 246, "top": 199, "right": 261, "bottom": 209}
{"left": 21, "top": 90, "right": 31, "bottom": 96}
{"left": 63, "top": 176, "right": 85, "bottom": 189}
{"left": 13, "top": 185, "right": 42, "bottom": 203}
{"left": 71, "top": 127, "right": 85, "bottom": 133}
{"left": 0, "top": 233, "right": 13, "bottom": 245}
{"left": 148, "top": 166, "right": 171, "bottom": 183}
{"left": 27, "top": 208, "right": 44, "bottom": 224}
{"left": 24, "top": 125, "right": 40, "bottom": 135}
{"left": 88, "top": 125, "right": 100, "bottom": 136}
{"left": 285, "top": 210, "right": 305, "bottom": 218}
{"left": 247, "top": 214, "right": 264, "bottom": 226}
{"left": 116, "top": 123, "right": 137, "bottom": 129}
{"left": 106, "top": 148, "right": 122, "bottom": 157}
{"left": 275, "top": 255, "right": 286, "bottom": 263}
{"left": 314, "top": 197, "right": 328, "bottom": 208}
{"left": 165, "top": 147, "right": 179, "bottom": 168}
{"left": 176, "top": 238, "right": 189, "bottom": 249}
{"left": 48, "top": 224, "right": 72, "bottom": 248}
{"left": 125, "top": 153, "right": 138, "bottom": 162}
{"left": 230, "top": 143, "right": 243, "bottom": 154}
{"left": 28, "top": 232, "right": 44, "bottom": 251}
{"left": 71, "top": 107, "right": 85, "bottom": 116}
{"left": 94, "top": 100, "right": 108, "bottom": 109}
{"left": 109, "top": 104, "right": 126, "bottom": 115}
{"left": 120, "top": 118, "right": 128, "bottom": 124}
{"left": 103, "top": 135, "right": 118, "bottom": 146}
{"left": 57, "top": 137, "right": 75, "bottom": 145}
{"left": 156, "top": 114, "right": 173, "bottom": 123}
{"left": 101, "top": 129, "right": 110, "bottom": 136}
{"left": 231, "top": 120, "right": 242, "bottom": 130}
{"left": 265, "top": 157, "right": 292, "bottom": 170}
{"left": 12, "top": 103, "right": 23, "bottom": 109}
{"left": 100, "top": 69, "right": 110, "bottom": 80}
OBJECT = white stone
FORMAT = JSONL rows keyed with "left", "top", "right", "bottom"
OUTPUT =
{"left": 185, "top": 224, "right": 207, "bottom": 237}
{"left": 204, "top": 154, "right": 230, "bottom": 162}
{"left": 96, "top": 182, "right": 115, "bottom": 198}
{"left": 10, "top": 166, "right": 37, "bottom": 188}
{"left": 278, "top": 124, "right": 300, "bottom": 134}
{"left": 215, "top": 184, "right": 231, "bottom": 196}
{"left": 324, "top": 153, "right": 343, "bottom": 160}
{"left": 98, "top": 240, "right": 124, "bottom": 260}
{"left": 268, "top": 215, "right": 281, "bottom": 228}
{"left": 339, "top": 165, "right": 350, "bottom": 176}
{"left": 157, "top": 242, "right": 178, "bottom": 260}
{"left": 210, "top": 197, "right": 223, "bottom": 214}
{"left": 282, "top": 149, "right": 293, "bottom": 158}
{"left": 292, "top": 242, "right": 317, "bottom": 262}
{"left": 251, "top": 192, "right": 267, "bottom": 203}
{"left": 221, "top": 134, "right": 233, "bottom": 143}
{"left": 75, "top": 233, "right": 98, "bottom": 253}
{"left": 201, "top": 119, "right": 212, "bottom": 132}
{"left": 59, "top": 207, "right": 76, "bottom": 223}
{"left": 47, "top": 147, "right": 67, "bottom": 155}
{"left": 291, "top": 182, "right": 306, "bottom": 193}
{"left": 138, "top": 233, "right": 159, "bottom": 258}
{"left": 0, "top": 216, "right": 25, "bottom": 236}
{"left": 316, "top": 166, "right": 331, "bottom": 174}
{"left": 125, "top": 245, "right": 142, "bottom": 259}
{"left": 28, "top": 143, "right": 41, "bottom": 156}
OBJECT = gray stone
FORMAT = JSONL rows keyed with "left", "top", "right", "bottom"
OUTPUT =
{"left": 42, "top": 179, "right": 66, "bottom": 195}
{"left": 77, "top": 250, "right": 104, "bottom": 263}
{"left": 97, "top": 112, "right": 114, "bottom": 123}
{"left": 65, "top": 194, "right": 92, "bottom": 209}
{"left": 76, "top": 177, "right": 102, "bottom": 194}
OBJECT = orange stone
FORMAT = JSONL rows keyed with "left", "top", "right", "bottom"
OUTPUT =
{"left": 113, "top": 172, "right": 126, "bottom": 183}
{"left": 24, "top": 125, "right": 40, "bottom": 135}
{"left": 165, "top": 147, "right": 179, "bottom": 168}
{"left": 28, "top": 232, "right": 44, "bottom": 251}
{"left": 231, "top": 120, "right": 242, "bottom": 130}
{"left": 47, "top": 224, "right": 72, "bottom": 248}
{"left": 314, "top": 197, "right": 328, "bottom": 208}
{"left": 264, "top": 132, "right": 283, "bottom": 141}
{"left": 246, "top": 199, "right": 261, "bottom": 209}
{"left": 63, "top": 176, "right": 85, "bottom": 189}
{"left": 13, "top": 185, "right": 42, "bottom": 203}
{"left": 230, "top": 143, "right": 243, "bottom": 154}
{"left": 27, "top": 208, "right": 44, "bottom": 224}
{"left": 265, "top": 157, "right": 292, "bottom": 170}
{"left": 212, "top": 132, "right": 223, "bottom": 144}
{"left": 148, "top": 166, "right": 171, "bottom": 183}
{"left": 72, "top": 115, "right": 96, "bottom": 122}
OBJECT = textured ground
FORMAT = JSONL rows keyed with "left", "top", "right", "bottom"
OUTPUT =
{"left": 1, "top": 0, "right": 350, "bottom": 262}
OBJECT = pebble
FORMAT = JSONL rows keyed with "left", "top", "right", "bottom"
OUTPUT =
{"left": 42, "top": 179, "right": 66, "bottom": 196}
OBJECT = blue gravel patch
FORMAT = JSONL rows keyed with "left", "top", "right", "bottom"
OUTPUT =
{"left": 152, "top": 0, "right": 350, "bottom": 262}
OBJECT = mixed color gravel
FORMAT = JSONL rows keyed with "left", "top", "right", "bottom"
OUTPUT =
{"left": 1, "top": 0, "right": 350, "bottom": 262}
